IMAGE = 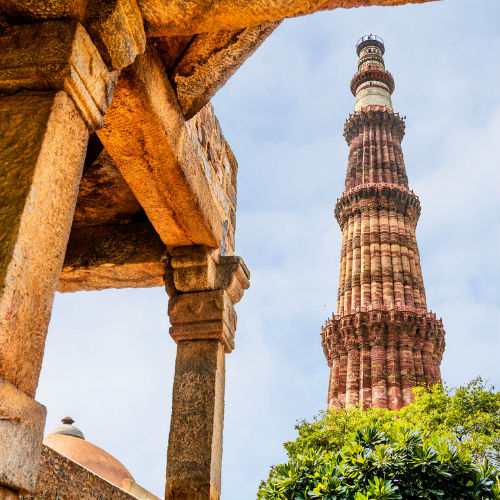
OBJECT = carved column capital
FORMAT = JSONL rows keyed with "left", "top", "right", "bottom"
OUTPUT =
{"left": 167, "top": 246, "right": 219, "bottom": 293}
{"left": 166, "top": 246, "right": 250, "bottom": 353}
{"left": 166, "top": 246, "right": 250, "bottom": 301}
{"left": 0, "top": 20, "right": 114, "bottom": 130}
{"left": 168, "top": 290, "right": 236, "bottom": 353}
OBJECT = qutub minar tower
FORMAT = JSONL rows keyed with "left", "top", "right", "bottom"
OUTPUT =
{"left": 321, "top": 35, "right": 446, "bottom": 410}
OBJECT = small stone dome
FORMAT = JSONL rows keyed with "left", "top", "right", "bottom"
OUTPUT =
{"left": 46, "top": 416, "right": 85, "bottom": 439}
{"left": 44, "top": 417, "right": 134, "bottom": 489}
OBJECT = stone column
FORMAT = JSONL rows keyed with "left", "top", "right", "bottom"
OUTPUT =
{"left": 343, "top": 221, "right": 354, "bottom": 314}
{"left": 329, "top": 354, "right": 340, "bottom": 407}
{"left": 422, "top": 334, "right": 442, "bottom": 386}
{"left": 351, "top": 213, "right": 362, "bottom": 309}
{"left": 360, "top": 210, "right": 371, "bottom": 307}
{"left": 369, "top": 209, "right": 383, "bottom": 305}
{"left": 386, "top": 326, "right": 402, "bottom": 410}
{"left": 0, "top": 20, "right": 113, "bottom": 496}
{"left": 370, "top": 325, "right": 388, "bottom": 408}
{"left": 400, "top": 333, "right": 416, "bottom": 406}
{"left": 359, "top": 341, "right": 372, "bottom": 408}
{"left": 346, "top": 343, "right": 360, "bottom": 407}
{"left": 337, "top": 348, "right": 348, "bottom": 407}
{"left": 166, "top": 246, "right": 249, "bottom": 500}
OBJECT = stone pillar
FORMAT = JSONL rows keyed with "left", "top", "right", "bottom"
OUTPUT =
{"left": 369, "top": 209, "right": 383, "bottom": 305}
{"left": 337, "top": 349, "right": 348, "bottom": 406}
{"left": 400, "top": 334, "right": 416, "bottom": 406}
{"left": 0, "top": 20, "right": 113, "bottom": 496}
{"left": 346, "top": 344, "right": 360, "bottom": 407}
{"left": 343, "top": 222, "right": 354, "bottom": 314}
{"left": 166, "top": 246, "right": 249, "bottom": 500}
{"left": 371, "top": 325, "right": 388, "bottom": 408}
{"left": 359, "top": 342, "right": 372, "bottom": 408}
{"left": 351, "top": 213, "right": 361, "bottom": 309}
{"left": 386, "top": 327, "right": 402, "bottom": 410}
{"left": 360, "top": 210, "right": 371, "bottom": 307}
{"left": 329, "top": 355, "right": 340, "bottom": 407}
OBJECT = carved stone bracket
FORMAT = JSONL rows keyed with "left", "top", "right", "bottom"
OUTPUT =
{"left": 168, "top": 289, "right": 237, "bottom": 352}
{"left": 166, "top": 246, "right": 249, "bottom": 353}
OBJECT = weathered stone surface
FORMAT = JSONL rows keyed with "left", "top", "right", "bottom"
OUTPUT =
{"left": 170, "top": 21, "right": 279, "bottom": 119}
{"left": 0, "top": 20, "right": 113, "bottom": 130}
{"left": 165, "top": 339, "right": 225, "bottom": 500}
{"left": 139, "top": 0, "right": 438, "bottom": 36}
{"left": 169, "top": 246, "right": 249, "bottom": 300}
{"left": 169, "top": 290, "right": 237, "bottom": 352}
{"left": 20, "top": 445, "right": 137, "bottom": 500}
{"left": 59, "top": 222, "right": 166, "bottom": 292}
{"left": 0, "top": 0, "right": 145, "bottom": 71}
{"left": 73, "top": 145, "right": 143, "bottom": 227}
{"left": 153, "top": 35, "right": 194, "bottom": 70}
{"left": 98, "top": 44, "right": 223, "bottom": 248}
{"left": 214, "top": 256, "right": 250, "bottom": 304}
{"left": 167, "top": 247, "right": 249, "bottom": 351}
{"left": 170, "top": 246, "right": 219, "bottom": 292}
{"left": 85, "top": 0, "right": 146, "bottom": 70}
{"left": 322, "top": 38, "right": 445, "bottom": 410}
{"left": 0, "top": 91, "right": 88, "bottom": 398}
{"left": 0, "top": 0, "right": 87, "bottom": 22}
{"left": 0, "top": 377, "right": 46, "bottom": 493}
{"left": 185, "top": 104, "right": 239, "bottom": 255}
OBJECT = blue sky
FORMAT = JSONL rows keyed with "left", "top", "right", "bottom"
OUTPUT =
{"left": 38, "top": 1, "right": 499, "bottom": 499}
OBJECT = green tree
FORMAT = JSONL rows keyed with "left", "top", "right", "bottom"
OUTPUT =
{"left": 399, "top": 378, "right": 500, "bottom": 465}
{"left": 258, "top": 426, "right": 500, "bottom": 500}
{"left": 284, "top": 378, "right": 500, "bottom": 466}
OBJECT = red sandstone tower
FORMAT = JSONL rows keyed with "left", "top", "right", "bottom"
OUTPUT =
{"left": 321, "top": 35, "right": 445, "bottom": 410}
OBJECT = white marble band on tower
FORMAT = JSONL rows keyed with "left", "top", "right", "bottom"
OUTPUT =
{"left": 352, "top": 35, "right": 394, "bottom": 111}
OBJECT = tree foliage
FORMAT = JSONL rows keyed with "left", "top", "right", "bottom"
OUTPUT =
{"left": 258, "top": 378, "right": 500, "bottom": 499}
{"left": 258, "top": 426, "right": 500, "bottom": 500}
{"left": 284, "top": 378, "right": 500, "bottom": 465}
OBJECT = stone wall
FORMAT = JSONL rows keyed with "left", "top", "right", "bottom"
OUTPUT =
{"left": 21, "top": 446, "right": 137, "bottom": 500}
{"left": 187, "top": 103, "right": 238, "bottom": 255}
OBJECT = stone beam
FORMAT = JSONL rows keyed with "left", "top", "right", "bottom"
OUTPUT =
{"left": 169, "top": 21, "right": 279, "bottom": 119}
{"left": 58, "top": 222, "right": 166, "bottom": 292}
{"left": 97, "top": 44, "right": 224, "bottom": 249}
{"left": 138, "top": 0, "right": 439, "bottom": 36}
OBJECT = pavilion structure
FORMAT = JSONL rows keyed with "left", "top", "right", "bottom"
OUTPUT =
{"left": 0, "top": 4, "right": 440, "bottom": 500}
{"left": 321, "top": 35, "right": 445, "bottom": 411}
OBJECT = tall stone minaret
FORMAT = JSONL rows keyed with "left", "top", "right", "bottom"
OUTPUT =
{"left": 321, "top": 35, "right": 445, "bottom": 410}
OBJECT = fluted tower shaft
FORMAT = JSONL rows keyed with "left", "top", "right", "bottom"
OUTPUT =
{"left": 321, "top": 36, "right": 445, "bottom": 410}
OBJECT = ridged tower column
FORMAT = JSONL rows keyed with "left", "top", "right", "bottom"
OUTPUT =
{"left": 321, "top": 35, "right": 445, "bottom": 411}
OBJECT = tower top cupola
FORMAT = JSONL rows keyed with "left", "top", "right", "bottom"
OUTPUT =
{"left": 351, "top": 34, "right": 394, "bottom": 111}
{"left": 356, "top": 34, "right": 385, "bottom": 57}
